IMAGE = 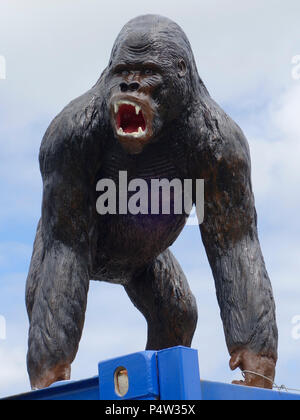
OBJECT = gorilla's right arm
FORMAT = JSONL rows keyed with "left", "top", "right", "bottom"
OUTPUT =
{"left": 26, "top": 85, "right": 106, "bottom": 390}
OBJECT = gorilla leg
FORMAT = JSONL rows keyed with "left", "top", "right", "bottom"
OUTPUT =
{"left": 125, "top": 249, "right": 198, "bottom": 350}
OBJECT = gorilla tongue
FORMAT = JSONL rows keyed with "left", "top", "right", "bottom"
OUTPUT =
{"left": 116, "top": 104, "right": 146, "bottom": 134}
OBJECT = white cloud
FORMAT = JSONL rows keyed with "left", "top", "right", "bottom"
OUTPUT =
{"left": 0, "top": 346, "right": 28, "bottom": 397}
{"left": 72, "top": 282, "right": 147, "bottom": 380}
{"left": 249, "top": 84, "right": 300, "bottom": 223}
{"left": 0, "top": 0, "right": 299, "bottom": 112}
{"left": 0, "top": 272, "right": 29, "bottom": 397}
{"left": 0, "top": 242, "right": 32, "bottom": 269}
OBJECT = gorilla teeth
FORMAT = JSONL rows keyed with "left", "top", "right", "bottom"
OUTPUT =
{"left": 117, "top": 126, "right": 145, "bottom": 138}
{"left": 114, "top": 100, "right": 146, "bottom": 138}
{"left": 114, "top": 101, "right": 141, "bottom": 116}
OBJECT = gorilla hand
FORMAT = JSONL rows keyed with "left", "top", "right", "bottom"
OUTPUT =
{"left": 230, "top": 349, "right": 276, "bottom": 389}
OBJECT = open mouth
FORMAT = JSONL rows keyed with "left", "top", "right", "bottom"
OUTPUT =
{"left": 114, "top": 101, "right": 147, "bottom": 138}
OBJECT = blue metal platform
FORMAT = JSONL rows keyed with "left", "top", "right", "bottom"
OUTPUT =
{"left": 3, "top": 346, "right": 300, "bottom": 400}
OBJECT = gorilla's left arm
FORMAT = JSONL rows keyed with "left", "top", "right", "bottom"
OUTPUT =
{"left": 189, "top": 99, "right": 278, "bottom": 388}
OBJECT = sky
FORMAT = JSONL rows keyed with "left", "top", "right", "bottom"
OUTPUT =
{"left": 0, "top": 0, "right": 300, "bottom": 397}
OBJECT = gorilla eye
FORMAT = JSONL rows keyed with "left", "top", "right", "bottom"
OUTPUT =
{"left": 144, "top": 69, "right": 154, "bottom": 76}
{"left": 121, "top": 70, "right": 130, "bottom": 77}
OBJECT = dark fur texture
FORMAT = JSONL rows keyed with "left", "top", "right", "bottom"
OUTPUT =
{"left": 26, "top": 15, "right": 278, "bottom": 389}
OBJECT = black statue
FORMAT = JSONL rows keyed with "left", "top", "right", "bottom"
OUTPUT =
{"left": 26, "top": 15, "right": 278, "bottom": 390}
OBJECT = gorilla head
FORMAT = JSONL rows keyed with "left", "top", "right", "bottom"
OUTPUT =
{"left": 104, "top": 15, "right": 202, "bottom": 154}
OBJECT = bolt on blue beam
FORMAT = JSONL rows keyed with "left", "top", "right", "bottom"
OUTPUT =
{"left": 98, "top": 350, "right": 159, "bottom": 400}
{"left": 157, "top": 346, "right": 202, "bottom": 400}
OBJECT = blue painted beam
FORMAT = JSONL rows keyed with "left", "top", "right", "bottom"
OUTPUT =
{"left": 98, "top": 350, "right": 159, "bottom": 400}
{"left": 3, "top": 376, "right": 99, "bottom": 400}
{"left": 157, "top": 346, "right": 202, "bottom": 400}
{"left": 201, "top": 380, "right": 300, "bottom": 401}
{"left": 3, "top": 346, "right": 300, "bottom": 400}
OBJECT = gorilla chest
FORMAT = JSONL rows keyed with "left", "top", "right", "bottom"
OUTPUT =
{"left": 94, "top": 146, "right": 187, "bottom": 270}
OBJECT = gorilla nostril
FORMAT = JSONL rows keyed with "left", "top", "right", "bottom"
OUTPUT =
{"left": 129, "top": 82, "right": 140, "bottom": 92}
{"left": 120, "top": 83, "right": 128, "bottom": 92}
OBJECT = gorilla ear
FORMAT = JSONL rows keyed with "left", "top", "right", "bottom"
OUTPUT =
{"left": 178, "top": 59, "right": 187, "bottom": 78}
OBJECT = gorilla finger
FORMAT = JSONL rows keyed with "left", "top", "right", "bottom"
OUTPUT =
{"left": 229, "top": 352, "right": 242, "bottom": 371}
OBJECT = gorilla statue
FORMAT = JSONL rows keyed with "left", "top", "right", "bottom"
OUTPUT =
{"left": 26, "top": 15, "right": 278, "bottom": 390}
